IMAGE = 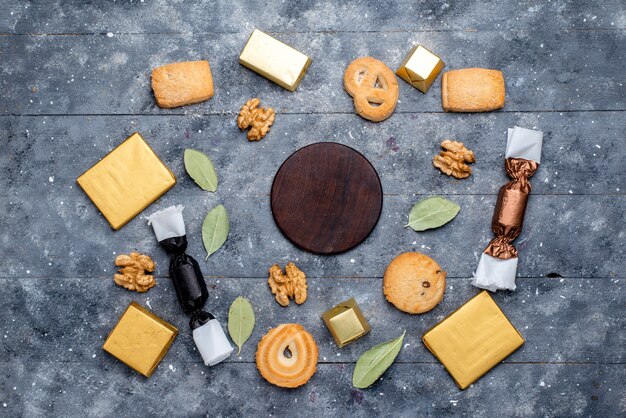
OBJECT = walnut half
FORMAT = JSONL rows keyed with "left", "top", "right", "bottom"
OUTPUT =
{"left": 267, "top": 262, "right": 308, "bottom": 307}
{"left": 237, "top": 98, "right": 276, "bottom": 141}
{"left": 113, "top": 252, "right": 156, "bottom": 293}
{"left": 433, "top": 140, "right": 476, "bottom": 179}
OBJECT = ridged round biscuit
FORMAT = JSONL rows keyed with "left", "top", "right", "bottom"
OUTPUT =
{"left": 256, "top": 323, "right": 318, "bottom": 388}
{"left": 383, "top": 252, "right": 446, "bottom": 314}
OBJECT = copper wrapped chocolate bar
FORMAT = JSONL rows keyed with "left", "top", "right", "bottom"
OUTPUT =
{"left": 473, "top": 127, "right": 543, "bottom": 291}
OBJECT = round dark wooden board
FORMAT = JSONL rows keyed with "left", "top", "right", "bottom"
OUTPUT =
{"left": 270, "top": 142, "right": 383, "bottom": 254}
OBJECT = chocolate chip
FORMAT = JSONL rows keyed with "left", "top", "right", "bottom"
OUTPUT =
{"left": 422, "top": 281, "right": 431, "bottom": 288}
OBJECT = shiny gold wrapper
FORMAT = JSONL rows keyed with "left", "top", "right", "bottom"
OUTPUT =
{"left": 396, "top": 45, "right": 445, "bottom": 93}
{"left": 103, "top": 302, "right": 178, "bottom": 377}
{"left": 239, "top": 29, "right": 311, "bottom": 91}
{"left": 321, "top": 298, "right": 370, "bottom": 348}
{"left": 422, "top": 291, "right": 524, "bottom": 389}
{"left": 77, "top": 132, "right": 176, "bottom": 230}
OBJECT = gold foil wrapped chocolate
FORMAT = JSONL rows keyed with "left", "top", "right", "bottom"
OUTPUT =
{"left": 322, "top": 298, "right": 370, "bottom": 348}
{"left": 239, "top": 29, "right": 311, "bottom": 91}
{"left": 422, "top": 291, "right": 524, "bottom": 389}
{"left": 102, "top": 302, "right": 178, "bottom": 377}
{"left": 396, "top": 45, "right": 445, "bottom": 93}
{"left": 77, "top": 132, "right": 176, "bottom": 230}
{"left": 473, "top": 127, "right": 543, "bottom": 291}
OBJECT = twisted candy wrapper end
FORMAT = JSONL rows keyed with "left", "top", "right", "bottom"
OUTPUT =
{"left": 146, "top": 205, "right": 185, "bottom": 242}
{"left": 473, "top": 253, "right": 518, "bottom": 291}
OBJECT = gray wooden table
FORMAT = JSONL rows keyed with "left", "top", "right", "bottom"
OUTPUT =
{"left": 1, "top": 1, "right": 624, "bottom": 417}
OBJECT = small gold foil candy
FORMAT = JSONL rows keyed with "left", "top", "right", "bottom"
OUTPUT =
{"left": 102, "top": 302, "right": 178, "bottom": 377}
{"left": 321, "top": 298, "right": 371, "bottom": 348}
{"left": 239, "top": 29, "right": 311, "bottom": 91}
{"left": 76, "top": 132, "right": 176, "bottom": 230}
{"left": 396, "top": 45, "right": 445, "bottom": 93}
{"left": 422, "top": 291, "right": 524, "bottom": 389}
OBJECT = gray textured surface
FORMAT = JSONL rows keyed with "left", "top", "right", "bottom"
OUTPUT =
{"left": 0, "top": 1, "right": 625, "bottom": 417}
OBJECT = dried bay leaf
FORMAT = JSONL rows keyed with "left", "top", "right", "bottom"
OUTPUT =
{"left": 405, "top": 196, "right": 460, "bottom": 231}
{"left": 184, "top": 149, "right": 218, "bottom": 192}
{"left": 352, "top": 331, "right": 405, "bottom": 389}
{"left": 228, "top": 296, "right": 255, "bottom": 355}
{"left": 202, "top": 204, "right": 229, "bottom": 260}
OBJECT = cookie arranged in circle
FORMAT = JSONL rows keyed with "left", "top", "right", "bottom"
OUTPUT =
{"left": 256, "top": 323, "right": 319, "bottom": 388}
{"left": 383, "top": 252, "right": 446, "bottom": 314}
{"left": 344, "top": 57, "right": 399, "bottom": 122}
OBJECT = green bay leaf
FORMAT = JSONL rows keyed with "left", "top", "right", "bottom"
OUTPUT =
{"left": 184, "top": 148, "right": 218, "bottom": 192}
{"left": 202, "top": 204, "right": 229, "bottom": 260}
{"left": 404, "top": 196, "right": 460, "bottom": 231}
{"left": 352, "top": 331, "right": 405, "bottom": 389}
{"left": 228, "top": 296, "right": 255, "bottom": 355}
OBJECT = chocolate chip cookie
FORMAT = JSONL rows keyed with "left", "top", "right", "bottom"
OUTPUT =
{"left": 383, "top": 252, "right": 446, "bottom": 314}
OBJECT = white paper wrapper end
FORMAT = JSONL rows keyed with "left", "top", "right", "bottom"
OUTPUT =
{"left": 193, "top": 319, "right": 234, "bottom": 366}
{"left": 146, "top": 205, "right": 186, "bottom": 241}
{"left": 472, "top": 253, "right": 518, "bottom": 292}
{"left": 506, "top": 126, "right": 543, "bottom": 163}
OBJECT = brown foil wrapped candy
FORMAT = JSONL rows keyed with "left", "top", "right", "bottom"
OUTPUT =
{"left": 485, "top": 158, "right": 538, "bottom": 259}
{"left": 473, "top": 127, "right": 543, "bottom": 291}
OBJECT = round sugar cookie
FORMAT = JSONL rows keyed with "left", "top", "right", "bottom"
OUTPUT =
{"left": 256, "top": 324, "right": 318, "bottom": 388}
{"left": 383, "top": 252, "right": 446, "bottom": 314}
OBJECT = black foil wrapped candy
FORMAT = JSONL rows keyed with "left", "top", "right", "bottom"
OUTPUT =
{"left": 147, "top": 205, "right": 233, "bottom": 366}
{"left": 159, "top": 234, "right": 208, "bottom": 313}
